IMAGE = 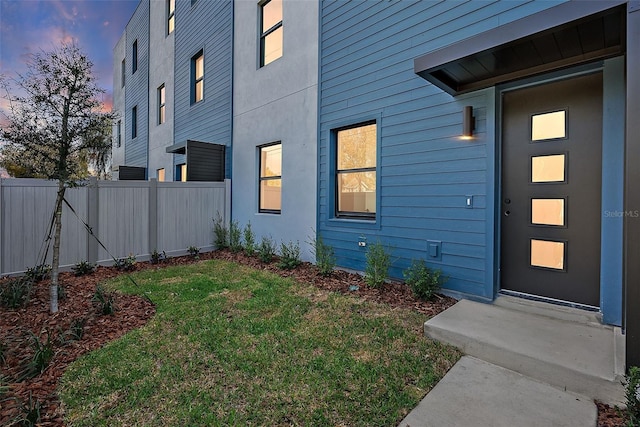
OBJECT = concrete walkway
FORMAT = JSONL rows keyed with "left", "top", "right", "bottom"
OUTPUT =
{"left": 400, "top": 296, "right": 625, "bottom": 427}
{"left": 400, "top": 356, "right": 597, "bottom": 427}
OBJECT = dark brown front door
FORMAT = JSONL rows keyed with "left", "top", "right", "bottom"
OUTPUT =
{"left": 500, "top": 73, "right": 603, "bottom": 307}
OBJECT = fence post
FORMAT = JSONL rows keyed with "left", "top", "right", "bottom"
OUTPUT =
{"left": 87, "top": 177, "right": 99, "bottom": 265}
{"left": 224, "top": 179, "right": 231, "bottom": 229}
{"left": 148, "top": 178, "right": 158, "bottom": 255}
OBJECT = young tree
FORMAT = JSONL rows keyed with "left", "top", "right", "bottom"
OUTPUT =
{"left": 0, "top": 43, "right": 114, "bottom": 313}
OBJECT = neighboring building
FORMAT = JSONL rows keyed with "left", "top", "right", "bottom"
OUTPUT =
{"left": 232, "top": 0, "right": 319, "bottom": 260}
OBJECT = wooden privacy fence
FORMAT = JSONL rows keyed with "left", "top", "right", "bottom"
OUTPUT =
{"left": 0, "top": 177, "right": 231, "bottom": 276}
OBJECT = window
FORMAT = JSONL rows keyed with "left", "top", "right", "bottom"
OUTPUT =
{"left": 191, "top": 51, "right": 204, "bottom": 104}
{"left": 167, "top": 0, "right": 175, "bottom": 34}
{"left": 121, "top": 59, "right": 125, "bottom": 87}
{"left": 335, "top": 122, "right": 377, "bottom": 218}
{"left": 259, "top": 0, "right": 283, "bottom": 67}
{"left": 158, "top": 84, "right": 166, "bottom": 124}
{"left": 132, "top": 106, "right": 138, "bottom": 139}
{"left": 176, "top": 164, "right": 187, "bottom": 182}
{"left": 259, "top": 143, "right": 282, "bottom": 213}
{"left": 157, "top": 168, "right": 165, "bottom": 182}
{"left": 116, "top": 120, "right": 122, "bottom": 147}
{"left": 132, "top": 40, "right": 138, "bottom": 73}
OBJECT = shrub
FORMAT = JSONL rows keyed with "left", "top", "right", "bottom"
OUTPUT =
{"left": 115, "top": 254, "right": 136, "bottom": 271}
{"left": 258, "top": 236, "right": 276, "bottom": 263}
{"left": 187, "top": 246, "right": 200, "bottom": 260}
{"left": 229, "top": 220, "right": 242, "bottom": 253}
{"left": 72, "top": 260, "right": 95, "bottom": 276}
{"left": 365, "top": 241, "right": 391, "bottom": 288}
{"left": 24, "top": 264, "right": 51, "bottom": 282}
{"left": 213, "top": 212, "right": 228, "bottom": 249}
{"left": 150, "top": 249, "right": 166, "bottom": 265}
{"left": 403, "top": 260, "right": 446, "bottom": 301}
{"left": 243, "top": 222, "right": 255, "bottom": 256}
{"left": 57, "top": 284, "right": 67, "bottom": 301}
{"left": 625, "top": 366, "right": 640, "bottom": 426}
{"left": 0, "top": 278, "right": 32, "bottom": 309}
{"left": 309, "top": 233, "right": 335, "bottom": 276}
{"left": 93, "top": 285, "right": 116, "bottom": 315}
{"left": 278, "top": 241, "right": 301, "bottom": 270}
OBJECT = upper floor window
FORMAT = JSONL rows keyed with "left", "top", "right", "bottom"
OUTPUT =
{"left": 132, "top": 40, "right": 138, "bottom": 74}
{"left": 132, "top": 106, "right": 138, "bottom": 139}
{"left": 191, "top": 50, "right": 204, "bottom": 104}
{"left": 335, "top": 122, "right": 377, "bottom": 219}
{"left": 259, "top": 143, "right": 282, "bottom": 213}
{"left": 121, "top": 59, "right": 125, "bottom": 87}
{"left": 167, "top": 0, "right": 175, "bottom": 34}
{"left": 259, "top": 0, "right": 282, "bottom": 67}
{"left": 157, "top": 168, "right": 165, "bottom": 182}
{"left": 158, "top": 84, "right": 166, "bottom": 125}
{"left": 116, "top": 120, "right": 122, "bottom": 147}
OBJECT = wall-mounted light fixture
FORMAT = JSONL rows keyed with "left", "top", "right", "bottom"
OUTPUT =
{"left": 462, "top": 106, "right": 475, "bottom": 139}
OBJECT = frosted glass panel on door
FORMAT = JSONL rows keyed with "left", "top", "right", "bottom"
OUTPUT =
{"left": 531, "top": 199, "right": 565, "bottom": 226}
{"left": 532, "top": 110, "right": 566, "bottom": 141}
{"left": 531, "top": 154, "right": 565, "bottom": 183}
{"left": 530, "top": 239, "right": 565, "bottom": 270}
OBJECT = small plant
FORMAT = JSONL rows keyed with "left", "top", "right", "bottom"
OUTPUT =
{"left": 243, "top": 222, "right": 256, "bottom": 256}
{"left": 0, "top": 374, "right": 9, "bottom": 398}
{"left": 0, "top": 278, "right": 32, "bottom": 309}
{"left": 309, "top": 233, "right": 335, "bottom": 276}
{"left": 258, "top": 235, "right": 276, "bottom": 263}
{"left": 115, "top": 254, "right": 137, "bottom": 271}
{"left": 72, "top": 260, "right": 95, "bottom": 276}
{"left": 0, "top": 339, "right": 6, "bottom": 365}
{"left": 24, "top": 264, "right": 51, "bottom": 282}
{"left": 213, "top": 212, "right": 228, "bottom": 249}
{"left": 93, "top": 285, "right": 116, "bottom": 315}
{"left": 14, "top": 391, "right": 42, "bottom": 427}
{"left": 59, "top": 317, "right": 87, "bottom": 344}
{"left": 150, "top": 249, "right": 166, "bottom": 265}
{"left": 57, "top": 283, "right": 67, "bottom": 301}
{"left": 187, "top": 246, "right": 200, "bottom": 260}
{"left": 403, "top": 260, "right": 446, "bottom": 301}
{"left": 17, "top": 330, "right": 55, "bottom": 381}
{"left": 625, "top": 366, "right": 640, "bottom": 426}
{"left": 229, "top": 220, "right": 242, "bottom": 253}
{"left": 364, "top": 241, "right": 391, "bottom": 288}
{"left": 278, "top": 240, "right": 302, "bottom": 270}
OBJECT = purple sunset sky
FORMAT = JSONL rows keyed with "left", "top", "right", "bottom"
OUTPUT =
{"left": 1, "top": 0, "right": 140, "bottom": 111}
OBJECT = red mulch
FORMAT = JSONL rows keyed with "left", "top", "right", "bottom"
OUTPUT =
{"left": 0, "top": 249, "right": 628, "bottom": 426}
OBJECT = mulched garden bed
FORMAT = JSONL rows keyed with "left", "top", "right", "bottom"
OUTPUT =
{"left": 0, "top": 249, "right": 628, "bottom": 426}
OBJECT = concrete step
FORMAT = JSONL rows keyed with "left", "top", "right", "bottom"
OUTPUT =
{"left": 424, "top": 297, "right": 625, "bottom": 405}
{"left": 399, "top": 356, "right": 597, "bottom": 427}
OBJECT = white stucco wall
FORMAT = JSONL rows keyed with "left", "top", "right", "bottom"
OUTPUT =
{"left": 148, "top": 0, "right": 175, "bottom": 181}
{"left": 111, "top": 33, "right": 126, "bottom": 180}
{"left": 232, "top": 0, "right": 319, "bottom": 261}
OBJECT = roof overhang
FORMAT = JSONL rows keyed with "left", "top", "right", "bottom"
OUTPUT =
{"left": 414, "top": 1, "right": 627, "bottom": 95}
{"left": 166, "top": 141, "right": 187, "bottom": 154}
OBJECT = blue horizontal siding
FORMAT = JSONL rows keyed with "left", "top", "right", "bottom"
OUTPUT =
{"left": 173, "top": 0, "right": 233, "bottom": 178}
{"left": 124, "top": 0, "right": 149, "bottom": 171}
{"left": 318, "top": 0, "right": 566, "bottom": 299}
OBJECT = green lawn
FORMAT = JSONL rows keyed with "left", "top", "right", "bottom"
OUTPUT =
{"left": 60, "top": 260, "right": 460, "bottom": 426}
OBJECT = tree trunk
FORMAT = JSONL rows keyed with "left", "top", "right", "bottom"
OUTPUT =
{"left": 50, "top": 180, "right": 66, "bottom": 313}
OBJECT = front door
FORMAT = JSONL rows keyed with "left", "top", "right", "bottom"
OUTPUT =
{"left": 500, "top": 73, "right": 602, "bottom": 307}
